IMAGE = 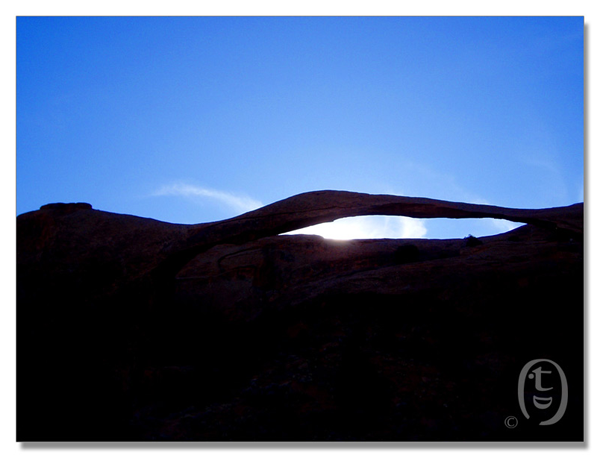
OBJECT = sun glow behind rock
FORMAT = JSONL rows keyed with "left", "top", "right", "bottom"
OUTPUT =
{"left": 285, "top": 216, "right": 428, "bottom": 240}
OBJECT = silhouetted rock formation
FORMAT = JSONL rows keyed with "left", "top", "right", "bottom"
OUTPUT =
{"left": 17, "top": 191, "right": 583, "bottom": 441}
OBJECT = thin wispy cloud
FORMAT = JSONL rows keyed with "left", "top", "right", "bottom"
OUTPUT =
{"left": 153, "top": 183, "right": 520, "bottom": 240}
{"left": 154, "top": 184, "right": 426, "bottom": 239}
{"left": 153, "top": 183, "right": 263, "bottom": 214}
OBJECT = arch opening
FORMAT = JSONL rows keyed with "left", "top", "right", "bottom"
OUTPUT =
{"left": 283, "top": 215, "right": 524, "bottom": 241}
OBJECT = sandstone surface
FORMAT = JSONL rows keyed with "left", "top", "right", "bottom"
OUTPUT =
{"left": 17, "top": 191, "right": 583, "bottom": 441}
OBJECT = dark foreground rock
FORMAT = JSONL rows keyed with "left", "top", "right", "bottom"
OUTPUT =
{"left": 17, "top": 191, "right": 583, "bottom": 441}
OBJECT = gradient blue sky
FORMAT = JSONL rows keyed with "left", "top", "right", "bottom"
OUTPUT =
{"left": 16, "top": 16, "right": 583, "bottom": 239}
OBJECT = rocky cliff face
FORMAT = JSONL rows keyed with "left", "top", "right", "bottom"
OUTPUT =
{"left": 17, "top": 191, "right": 583, "bottom": 441}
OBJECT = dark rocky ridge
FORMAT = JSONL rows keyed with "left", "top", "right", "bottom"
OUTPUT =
{"left": 17, "top": 191, "right": 583, "bottom": 441}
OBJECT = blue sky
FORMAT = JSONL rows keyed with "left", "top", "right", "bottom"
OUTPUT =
{"left": 16, "top": 16, "right": 583, "bottom": 239}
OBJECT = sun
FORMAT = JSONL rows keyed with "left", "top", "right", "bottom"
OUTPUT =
{"left": 289, "top": 219, "right": 367, "bottom": 240}
{"left": 284, "top": 216, "right": 427, "bottom": 240}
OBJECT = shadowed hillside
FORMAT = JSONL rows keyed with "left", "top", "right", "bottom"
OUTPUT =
{"left": 17, "top": 191, "right": 583, "bottom": 441}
